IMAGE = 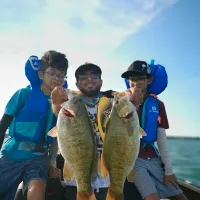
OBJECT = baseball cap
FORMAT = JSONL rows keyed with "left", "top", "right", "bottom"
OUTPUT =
{"left": 75, "top": 62, "right": 102, "bottom": 79}
{"left": 121, "top": 60, "right": 152, "bottom": 79}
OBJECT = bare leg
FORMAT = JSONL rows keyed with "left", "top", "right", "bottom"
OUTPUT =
{"left": 170, "top": 194, "right": 188, "bottom": 200}
{"left": 144, "top": 193, "right": 159, "bottom": 200}
{"left": 27, "top": 180, "right": 46, "bottom": 200}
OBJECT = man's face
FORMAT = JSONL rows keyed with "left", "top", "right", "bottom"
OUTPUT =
{"left": 128, "top": 75, "right": 152, "bottom": 94}
{"left": 76, "top": 70, "right": 102, "bottom": 97}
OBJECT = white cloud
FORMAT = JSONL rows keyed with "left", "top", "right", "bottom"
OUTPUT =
{"left": 0, "top": 0, "right": 178, "bottom": 115}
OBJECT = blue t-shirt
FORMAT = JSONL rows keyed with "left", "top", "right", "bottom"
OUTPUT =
{"left": 1, "top": 87, "right": 54, "bottom": 161}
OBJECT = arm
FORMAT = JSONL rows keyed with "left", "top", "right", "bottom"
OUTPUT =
{"left": 0, "top": 88, "right": 30, "bottom": 149}
{"left": 49, "top": 138, "right": 58, "bottom": 168}
{"left": 157, "top": 127, "right": 173, "bottom": 175}
{"left": 0, "top": 114, "right": 13, "bottom": 149}
{"left": 48, "top": 138, "right": 62, "bottom": 179}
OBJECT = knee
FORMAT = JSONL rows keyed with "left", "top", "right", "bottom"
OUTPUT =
{"left": 27, "top": 180, "right": 46, "bottom": 200}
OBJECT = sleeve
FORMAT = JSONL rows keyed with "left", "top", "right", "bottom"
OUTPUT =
{"left": 0, "top": 114, "right": 14, "bottom": 149}
{"left": 157, "top": 127, "right": 174, "bottom": 175}
{"left": 0, "top": 88, "right": 29, "bottom": 149}
{"left": 48, "top": 138, "right": 58, "bottom": 168}
{"left": 4, "top": 88, "right": 30, "bottom": 117}
{"left": 158, "top": 100, "right": 169, "bottom": 129}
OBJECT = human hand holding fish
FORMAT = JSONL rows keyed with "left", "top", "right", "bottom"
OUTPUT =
{"left": 51, "top": 87, "right": 81, "bottom": 116}
{"left": 112, "top": 86, "right": 143, "bottom": 107}
{"left": 124, "top": 86, "right": 143, "bottom": 106}
{"left": 51, "top": 86, "right": 68, "bottom": 105}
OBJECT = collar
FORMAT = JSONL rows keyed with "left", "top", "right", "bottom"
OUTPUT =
{"left": 81, "top": 93, "right": 102, "bottom": 107}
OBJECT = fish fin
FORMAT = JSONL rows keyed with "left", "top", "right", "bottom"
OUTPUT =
{"left": 63, "top": 162, "right": 74, "bottom": 181}
{"left": 48, "top": 126, "right": 58, "bottom": 137}
{"left": 77, "top": 191, "right": 96, "bottom": 200}
{"left": 106, "top": 189, "right": 124, "bottom": 200}
{"left": 127, "top": 169, "right": 135, "bottom": 183}
{"left": 100, "top": 152, "right": 109, "bottom": 178}
{"left": 139, "top": 127, "right": 147, "bottom": 137}
{"left": 97, "top": 96, "right": 111, "bottom": 142}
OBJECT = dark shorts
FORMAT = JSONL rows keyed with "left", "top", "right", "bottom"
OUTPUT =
{"left": 64, "top": 186, "right": 108, "bottom": 200}
{"left": 0, "top": 155, "right": 49, "bottom": 200}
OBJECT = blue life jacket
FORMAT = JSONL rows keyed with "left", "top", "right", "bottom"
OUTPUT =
{"left": 141, "top": 94, "right": 159, "bottom": 143}
{"left": 124, "top": 60, "right": 168, "bottom": 147}
{"left": 8, "top": 54, "right": 68, "bottom": 145}
{"left": 9, "top": 86, "right": 56, "bottom": 144}
{"left": 141, "top": 61, "right": 168, "bottom": 144}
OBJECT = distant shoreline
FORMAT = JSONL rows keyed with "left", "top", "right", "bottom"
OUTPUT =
{"left": 4, "top": 133, "right": 200, "bottom": 140}
{"left": 167, "top": 136, "right": 200, "bottom": 140}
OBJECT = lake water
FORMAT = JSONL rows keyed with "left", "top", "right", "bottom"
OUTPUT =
{"left": 167, "top": 137, "right": 200, "bottom": 187}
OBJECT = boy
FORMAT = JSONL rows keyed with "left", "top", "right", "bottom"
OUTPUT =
{"left": 121, "top": 60, "right": 188, "bottom": 200}
{"left": 0, "top": 50, "right": 68, "bottom": 200}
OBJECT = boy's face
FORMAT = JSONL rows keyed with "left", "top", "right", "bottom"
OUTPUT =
{"left": 76, "top": 70, "right": 102, "bottom": 97}
{"left": 128, "top": 75, "right": 152, "bottom": 95}
{"left": 39, "top": 67, "right": 67, "bottom": 93}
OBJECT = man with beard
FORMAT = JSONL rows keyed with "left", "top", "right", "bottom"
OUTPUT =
{"left": 51, "top": 62, "right": 143, "bottom": 200}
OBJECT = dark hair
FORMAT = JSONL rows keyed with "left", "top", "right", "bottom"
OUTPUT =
{"left": 40, "top": 50, "right": 68, "bottom": 73}
{"left": 75, "top": 63, "right": 102, "bottom": 81}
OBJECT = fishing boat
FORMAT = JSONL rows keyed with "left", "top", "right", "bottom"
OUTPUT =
{"left": 177, "top": 180, "right": 200, "bottom": 200}
{"left": 14, "top": 154, "right": 200, "bottom": 200}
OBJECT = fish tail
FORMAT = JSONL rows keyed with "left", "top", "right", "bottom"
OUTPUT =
{"left": 77, "top": 191, "right": 96, "bottom": 200}
{"left": 106, "top": 189, "right": 124, "bottom": 200}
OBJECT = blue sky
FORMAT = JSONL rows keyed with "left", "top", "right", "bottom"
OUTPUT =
{"left": 0, "top": 0, "right": 199, "bottom": 137}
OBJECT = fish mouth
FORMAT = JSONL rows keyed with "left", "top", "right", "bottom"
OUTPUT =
{"left": 123, "top": 112, "right": 134, "bottom": 119}
{"left": 62, "top": 108, "right": 75, "bottom": 117}
{"left": 120, "top": 111, "right": 134, "bottom": 123}
{"left": 117, "top": 105, "right": 134, "bottom": 118}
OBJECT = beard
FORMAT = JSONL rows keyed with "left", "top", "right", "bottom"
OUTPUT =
{"left": 79, "top": 85, "right": 101, "bottom": 97}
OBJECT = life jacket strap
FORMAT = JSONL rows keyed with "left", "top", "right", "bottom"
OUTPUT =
{"left": 149, "top": 93, "right": 161, "bottom": 124}
{"left": 142, "top": 142, "right": 160, "bottom": 157}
